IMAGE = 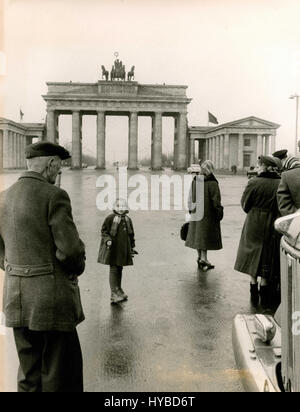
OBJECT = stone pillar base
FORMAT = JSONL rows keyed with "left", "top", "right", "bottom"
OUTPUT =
{"left": 95, "top": 166, "right": 106, "bottom": 170}
{"left": 150, "top": 166, "right": 164, "bottom": 171}
{"left": 127, "top": 166, "right": 139, "bottom": 171}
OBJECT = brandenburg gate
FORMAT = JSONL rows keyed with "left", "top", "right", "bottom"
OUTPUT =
{"left": 43, "top": 59, "right": 191, "bottom": 170}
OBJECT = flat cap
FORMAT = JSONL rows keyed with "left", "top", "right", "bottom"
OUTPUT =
{"left": 272, "top": 149, "right": 288, "bottom": 160}
{"left": 258, "top": 155, "right": 281, "bottom": 168}
{"left": 25, "top": 142, "right": 71, "bottom": 160}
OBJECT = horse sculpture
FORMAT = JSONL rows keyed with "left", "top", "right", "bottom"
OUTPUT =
{"left": 110, "top": 59, "right": 126, "bottom": 81}
{"left": 102, "top": 56, "right": 135, "bottom": 81}
{"left": 101, "top": 65, "right": 109, "bottom": 81}
{"left": 127, "top": 66, "right": 135, "bottom": 81}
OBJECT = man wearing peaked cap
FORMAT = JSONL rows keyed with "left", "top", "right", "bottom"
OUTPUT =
{"left": 0, "top": 140, "right": 86, "bottom": 392}
{"left": 25, "top": 141, "right": 71, "bottom": 160}
{"left": 24, "top": 141, "right": 71, "bottom": 185}
{"left": 273, "top": 149, "right": 288, "bottom": 160}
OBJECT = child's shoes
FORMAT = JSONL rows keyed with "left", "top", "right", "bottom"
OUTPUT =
{"left": 110, "top": 291, "right": 124, "bottom": 304}
{"left": 117, "top": 287, "right": 128, "bottom": 300}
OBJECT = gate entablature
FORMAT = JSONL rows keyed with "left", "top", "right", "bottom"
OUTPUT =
{"left": 45, "top": 81, "right": 190, "bottom": 101}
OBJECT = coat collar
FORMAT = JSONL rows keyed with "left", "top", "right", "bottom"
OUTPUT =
{"left": 257, "top": 171, "right": 281, "bottom": 179}
{"left": 18, "top": 171, "right": 49, "bottom": 184}
{"left": 204, "top": 173, "right": 218, "bottom": 183}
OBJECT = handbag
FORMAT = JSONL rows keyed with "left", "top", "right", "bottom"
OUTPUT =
{"left": 180, "top": 222, "right": 189, "bottom": 241}
{"left": 97, "top": 238, "right": 112, "bottom": 264}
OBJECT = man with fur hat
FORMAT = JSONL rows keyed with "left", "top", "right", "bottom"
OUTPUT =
{"left": 0, "top": 142, "right": 86, "bottom": 392}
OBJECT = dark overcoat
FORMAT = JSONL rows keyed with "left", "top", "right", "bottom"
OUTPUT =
{"left": 97, "top": 213, "right": 135, "bottom": 267}
{"left": 0, "top": 172, "right": 86, "bottom": 332}
{"left": 234, "top": 172, "right": 281, "bottom": 280}
{"left": 185, "top": 175, "right": 223, "bottom": 251}
{"left": 277, "top": 166, "right": 300, "bottom": 216}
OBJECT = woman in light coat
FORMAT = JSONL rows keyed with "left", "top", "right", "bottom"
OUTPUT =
{"left": 185, "top": 160, "right": 223, "bottom": 271}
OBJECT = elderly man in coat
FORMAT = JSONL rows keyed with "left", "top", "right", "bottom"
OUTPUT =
{"left": 234, "top": 155, "right": 281, "bottom": 308}
{"left": 277, "top": 156, "right": 300, "bottom": 216}
{"left": 0, "top": 142, "right": 86, "bottom": 392}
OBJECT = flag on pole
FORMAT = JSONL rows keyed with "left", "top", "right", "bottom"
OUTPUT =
{"left": 20, "top": 109, "right": 24, "bottom": 122}
{"left": 208, "top": 111, "right": 218, "bottom": 124}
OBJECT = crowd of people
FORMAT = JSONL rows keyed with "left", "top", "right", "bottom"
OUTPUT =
{"left": 185, "top": 148, "right": 300, "bottom": 311}
{"left": 0, "top": 140, "right": 300, "bottom": 392}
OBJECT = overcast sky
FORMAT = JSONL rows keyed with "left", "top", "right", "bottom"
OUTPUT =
{"left": 1, "top": 0, "right": 300, "bottom": 162}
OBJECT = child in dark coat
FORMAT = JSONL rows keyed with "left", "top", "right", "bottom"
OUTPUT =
{"left": 97, "top": 198, "right": 137, "bottom": 303}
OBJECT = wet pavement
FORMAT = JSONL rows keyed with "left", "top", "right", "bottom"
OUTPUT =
{"left": 1, "top": 168, "right": 261, "bottom": 392}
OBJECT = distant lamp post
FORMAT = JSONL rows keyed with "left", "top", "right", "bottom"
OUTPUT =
{"left": 290, "top": 93, "right": 299, "bottom": 155}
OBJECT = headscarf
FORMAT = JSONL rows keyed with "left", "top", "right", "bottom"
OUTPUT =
{"left": 282, "top": 156, "right": 300, "bottom": 171}
{"left": 187, "top": 164, "right": 201, "bottom": 174}
{"left": 201, "top": 160, "right": 214, "bottom": 176}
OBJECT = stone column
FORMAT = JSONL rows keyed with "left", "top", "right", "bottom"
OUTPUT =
{"left": 3, "top": 129, "right": 9, "bottom": 169}
{"left": 128, "top": 111, "right": 138, "bottom": 169}
{"left": 189, "top": 139, "right": 195, "bottom": 165}
{"left": 9, "top": 132, "right": 13, "bottom": 169}
{"left": 10, "top": 132, "right": 16, "bottom": 169}
{"left": 238, "top": 134, "right": 244, "bottom": 170}
{"left": 214, "top": 136, "right": 218, "bottom": 168}
{"left": 212, "top": 136, "right": 216, "bottom": 165}
{"left": 20, "top": 134, "right": 25, "bottom": 168}
{"left": 219, "top": 135, "right": 224, "bottom": 169}
{"left": 46, "top": 109, "right": 56, "bottom": 142}
{"left": 257, "top": 134, "right": 263, "bottom": 158}
{"left": 215, "top": 135, "right": 220, "bottom": 169}
{"left": 264, "top": 135, "right": 269, "bottom": 155}
{"left": 72, "top": 111, "right": 82, "bottom": 169}
{"left": 173, "top": 117, "right": 178, "bottom": 170}
{"left": 209, "top": 138, "right": 212, "bottom": 161}
{"left": 205, "top": 139, "right": 209, "bottom": 161}
{"left": 21, "top": 135, "right": 26, "bottom": 168}
{"left": 176, "top": 112, "right": 188, "bottom": 170}
{"left": 14, "top": 134, "right": 19, "bottom": 168}
{"left": 18, "top": 134, "right": 22, "bottom": 168}
{"left": 96, "top": 111, "right": 106, "bottom": 169}
{"left": 0, "top": 130, "right": 3, "bottom": 170}
{"left": 16, "top": 133, "right": 20, "bottom": 168}
{"left": 198, "top": 140, "right": 202, "bottom": 162}
{"left": 55, "top": 112, "right": 59, "bottom": 143}
{"left": 270, "top": 134, "right": 276, "bottom": 154}
{"left": 224, "top": 134, "right": 230, "bottom": 170}
{"left": 152, "top": 111, "right": 163, "bottom": 170}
